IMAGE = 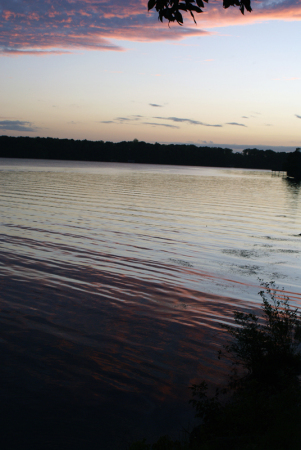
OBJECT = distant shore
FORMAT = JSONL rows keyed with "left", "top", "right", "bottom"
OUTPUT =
{"left": 0, "top": 135, "right": 292, "bottom": 171}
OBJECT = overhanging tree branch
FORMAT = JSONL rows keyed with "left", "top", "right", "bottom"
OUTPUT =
{"left": 148, "top": 0, "right": 252, "bottom": 25}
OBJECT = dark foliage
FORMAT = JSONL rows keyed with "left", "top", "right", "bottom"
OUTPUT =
{"left": 286, "top": 148, "right": 301, "bottom": 180}
{"left": 219, "top": 281, "right": 301, "bottom": 384}
{"left": 130, "top": 283, "right": 301, "bottom": 449}
{"left": 0, "top": 136, "right": 291, "bottom": 171}
{"left": 129, "top": 435, "right": 189, "bottom": 449}
{"left": 148, "top": 0, "right": 252, "bottom": 25}
{"left": 189, "top": 282, "right": 301, "bottom": 449}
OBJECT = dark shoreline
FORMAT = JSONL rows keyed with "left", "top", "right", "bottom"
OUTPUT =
{"left": 0, "top": 135, "right": 291, "bottom": 171}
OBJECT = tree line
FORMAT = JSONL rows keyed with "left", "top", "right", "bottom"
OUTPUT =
{"left": 0, "top": 135, "right": 292, "bottom": 171}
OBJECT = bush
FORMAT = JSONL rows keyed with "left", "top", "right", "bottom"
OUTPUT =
{"left": 220, "top": 281, "right": 301, "bottom": 385}
{"left": 130, "top": 282, "right": 301, "bottom": 449}
{"left": 190, "top": 281, "right": 301, "bottom": 449}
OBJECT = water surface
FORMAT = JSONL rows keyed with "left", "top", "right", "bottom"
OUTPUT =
{"left": 0, "top": 159, "right": 300, "bottom": 448}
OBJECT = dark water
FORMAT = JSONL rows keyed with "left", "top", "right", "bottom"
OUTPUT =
{"left": 0, "top": 159, "right": 300, "bottom": 449}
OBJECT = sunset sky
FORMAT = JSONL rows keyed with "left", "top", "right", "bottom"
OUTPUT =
{"left": 0, "top": 0, "right": 301, "bottom": 151}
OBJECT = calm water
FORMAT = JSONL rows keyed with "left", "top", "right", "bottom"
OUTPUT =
{"left": 0, "top": 159, "right": 301, "bottom": 449}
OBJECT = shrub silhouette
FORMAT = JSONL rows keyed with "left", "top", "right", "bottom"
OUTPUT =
{"left": 190, "top": 281, "right": 301, "bottom": 449}
{"left": 219, "top": 281, "right": 301, "bottom": 384}
{"left": 130, "top": 282, "right": 301, "bottom": 449}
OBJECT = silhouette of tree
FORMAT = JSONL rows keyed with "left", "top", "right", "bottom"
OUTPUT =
{"left": 148, "top": 0, "right": 252, "bottom": 25}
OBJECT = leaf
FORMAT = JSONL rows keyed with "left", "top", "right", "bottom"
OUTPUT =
{"left": 196, "top": 0, "right": 204, "bottom": 7}
{"left": 175, "top": 10, "right": 183, "bottom": 23}
{"left": 189, "top": 9, "right": 197, "bottom": 23}
{"left": 243, "top": 0, "right": 252, "bottom": 12}
{"left": 188, "top": 4, "right": 202, "bottom": 12}
{"left": 147, "top": 0, "right": 156, "bottom": 11}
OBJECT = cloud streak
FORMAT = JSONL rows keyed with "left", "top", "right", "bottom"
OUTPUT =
{"left": 99, "top": 115, "right": 179, "bottom": 128}
{"left": 296, "top": 114, "right": 301, "bottom": 119}
{"left": 142, "top": 122, "right": 179, "bottom": 129}
{"left": 100, "top": 116, "right": 143, "bottom": 124}
{"left": 100, "top": 114, "right": 249, "bottom": 129}
{"left": 1, "top": 0, "right": 301, "bottom": 55}
{"left": 226, "top": 122, "right": 247, "bottom": 127}
{"left": 154, "top": 116, "right": 222, "bottom": 127}
{"left": 0, "top": 120, "right": 37, "bottom": 131}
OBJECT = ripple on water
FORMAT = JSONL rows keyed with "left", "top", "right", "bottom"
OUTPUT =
{"left": 0, "top": 160, "right": 301, "bottom": 448}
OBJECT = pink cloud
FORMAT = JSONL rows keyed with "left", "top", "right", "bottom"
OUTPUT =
{"left": 27, "top": 12, "right": 40, "bottom": 21}
{"left": 3, "top": 10, "right": 17, "bottom": 20}
{"left": 0, "top": 49, "right": 73, "bottom": 56}
{"left": 0, "top": 0, "right": 301, "bottom": 55}
{"left": 194, "top": 1, "right": 301, "bottom": 28}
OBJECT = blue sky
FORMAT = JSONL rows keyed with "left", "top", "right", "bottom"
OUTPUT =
{"left": 0, "top": 0, "right": 301, "bottom": 151}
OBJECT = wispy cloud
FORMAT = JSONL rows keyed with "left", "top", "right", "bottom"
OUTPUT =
{"left": 1, "top": 0, "right": 300, "bottom": 55}
{"left": 0, "top": 120, "right": 37, "bottom": 131}
{"left": 149, "top": 103, "right": 163, "bottom": 107}
{"left": 0, "top": 49, "right": 72, "bottom": 56}
{"left": 143, "top": 122, "right": 179, "bottom": 129}
{"left": 199, "top": 140, "right": 214, "bottom": 144}
{"left": 100, "top": 115, "right": 179, "bottom": 128}
{"left": 117, "top": 116, "right": 143, "bottom": 122}
{"left": 296, "top": 114, "right": 301, "bottom": 119}
{"left": 154, "top": 116, "right": 222, "bottom": 127}
{"left": 100, "top": 115, "right": 144, "bottom": 125}
{"left": 226, "top": 122, "right": 247, "bottom": 127}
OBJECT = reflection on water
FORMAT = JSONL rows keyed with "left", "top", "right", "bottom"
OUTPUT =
{"left": 0, "top": 159, "right": 300, "bottom": 449}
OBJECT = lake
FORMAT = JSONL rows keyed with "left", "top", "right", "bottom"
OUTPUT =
{"left": 0, "top": 159, "right": 300, "bottom": 449}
